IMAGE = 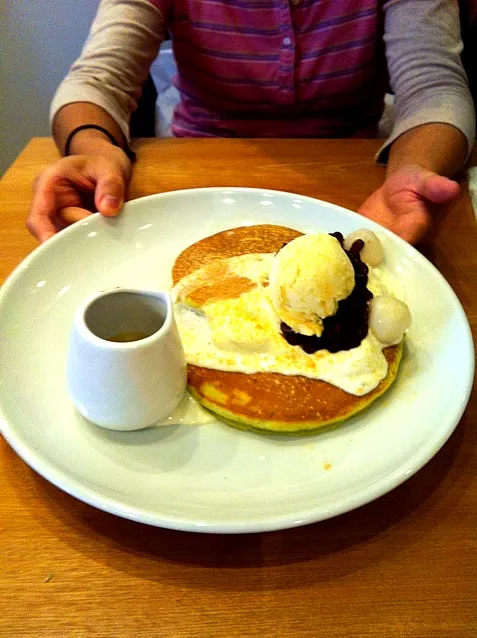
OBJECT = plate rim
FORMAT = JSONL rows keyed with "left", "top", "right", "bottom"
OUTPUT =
{"left": 0, "top": 187, "right": 474, "bottom": 533}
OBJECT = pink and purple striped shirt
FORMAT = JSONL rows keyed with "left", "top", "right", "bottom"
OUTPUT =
{"left": 152, "top": 0, "right": 387, "bottom": 137}
{"left": 51, "top": 0, "right": 474, "bottom": 153}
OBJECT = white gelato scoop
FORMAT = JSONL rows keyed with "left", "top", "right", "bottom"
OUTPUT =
{"left": 269, "top": 233, "right": 355, "bottom": 336}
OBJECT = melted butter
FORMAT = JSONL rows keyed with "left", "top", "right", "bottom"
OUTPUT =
{"left": 157, "top": 392, "right": 215, "bottom": 426}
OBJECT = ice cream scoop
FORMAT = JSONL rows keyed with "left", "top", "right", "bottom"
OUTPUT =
{"left": 269, "top": 233, "right": 355, "bottom": 336}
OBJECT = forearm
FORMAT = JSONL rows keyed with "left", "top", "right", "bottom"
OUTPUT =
{"left": 378, "top": 0, "right": 475, "bottom": 166}
{"left": 52, "top": 102, "right": 128, "bottom": 157}
{"left": 386, "top": 123, "right": 469, "bottom": 177}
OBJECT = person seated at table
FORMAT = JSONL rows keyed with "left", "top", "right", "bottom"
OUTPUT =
{"left": 27, "top": 0, "right": 475, "bottom": 244}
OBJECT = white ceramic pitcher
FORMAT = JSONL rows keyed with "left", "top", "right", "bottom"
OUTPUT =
{"left": 67, "top": 289, "right": 187, "bottom": 430}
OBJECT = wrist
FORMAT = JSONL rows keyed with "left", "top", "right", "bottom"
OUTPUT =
{"left": 67, "top": 128, "right": 116, "bottom": 155}
{"left": 385, "top": 162, "right": 427, "bottom": 179}
{"left": 67, "top": 134, "right": 132, "bottom": 174}
{"left": 64, "top": 124, "right": 136, "bottom": 164}
{"left": 386, "top": 124, "right": 467, "bottom": 178}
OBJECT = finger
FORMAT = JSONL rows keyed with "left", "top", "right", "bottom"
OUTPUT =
{"left": 418, "top": 172, "right": 460, "bottom": 204}
{"left": 26, "top": 174, "right": 60, "bottom": 242}
{"left": 59, "top": 206, "right": 93, "bottom": 225}
{"left": 92, "top": 164, "right": 126, "bottom": 218}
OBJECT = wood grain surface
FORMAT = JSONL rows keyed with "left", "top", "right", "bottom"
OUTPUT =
{"left": 1, "top": 138, "right": 476, "bottom": 637}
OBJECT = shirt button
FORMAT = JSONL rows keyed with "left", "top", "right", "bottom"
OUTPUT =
{"left": 283, "top": 36, "right": 292, "bottom": 46}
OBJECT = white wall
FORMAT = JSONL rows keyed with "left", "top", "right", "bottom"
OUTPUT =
{"left": 0, "top": 0, "right": 100, "bottom": 175}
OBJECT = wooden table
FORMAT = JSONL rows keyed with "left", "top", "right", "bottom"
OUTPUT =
{"left": 1, "top": 138, "right": 476, "bottom": 637}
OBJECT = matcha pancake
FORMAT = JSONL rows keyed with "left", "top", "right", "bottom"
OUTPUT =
{"left": 171, "top": 224, "right": 302, "bottom": 284}
{"left": 172, "top": 225, "right": 404, "bottom": 435}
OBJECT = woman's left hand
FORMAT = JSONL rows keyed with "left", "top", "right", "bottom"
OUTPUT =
{"left": 358, "top": 163, "right": 460, "bottom": 244}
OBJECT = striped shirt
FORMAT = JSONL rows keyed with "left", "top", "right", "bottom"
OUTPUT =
{"left": 51, "top": 0, "right": 475, "bottom": 155}
{"left": 151, "top": 0, "right": 387, "bottom": 138}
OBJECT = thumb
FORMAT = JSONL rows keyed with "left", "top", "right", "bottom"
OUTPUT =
{"left": 93, "top": 164, "right": 127, "bottom": 217}
{"left": 418, "top": 171, "right": 460, "bottom": 205}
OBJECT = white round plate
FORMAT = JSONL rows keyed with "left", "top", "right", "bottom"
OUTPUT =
{"left": 0, "top": 188, "right": 474, "bottom": 533}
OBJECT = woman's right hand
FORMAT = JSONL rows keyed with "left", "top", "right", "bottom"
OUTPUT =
{"left": 27, "top": 145, "right": 132, "bottom": 243}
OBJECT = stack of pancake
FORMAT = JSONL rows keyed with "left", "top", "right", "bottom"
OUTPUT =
{"left": 171, "top": 225, "right": 403, "bottom": 435}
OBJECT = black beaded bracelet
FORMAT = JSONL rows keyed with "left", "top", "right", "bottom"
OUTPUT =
{"left": 64, "top": 124, "right": 137, "bottom": 162}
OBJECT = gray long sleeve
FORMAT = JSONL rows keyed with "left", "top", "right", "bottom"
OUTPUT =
{"left": 50, "top": 0, "right": 165, "bottom": 142}
{"left": 377, "top": 0, "right": 475, "bottom": 161}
